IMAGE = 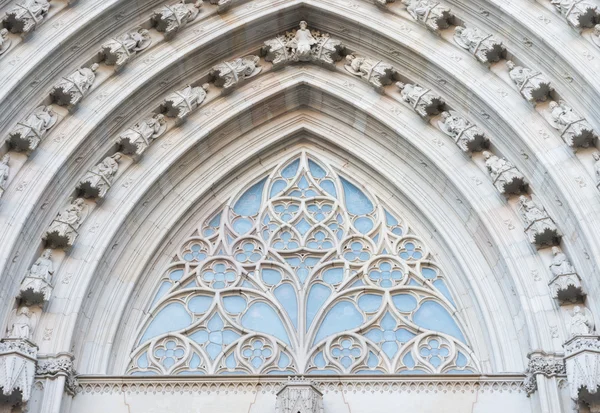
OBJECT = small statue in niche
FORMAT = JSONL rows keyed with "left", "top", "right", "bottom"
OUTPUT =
{"left": 77, "top": 153, "right": 122, "bottom": 199}
{"left": 162, "top": 84, "right": 209, "bottom": 123}
{"left": 506, "top": 61, "right": 553, "bottom": 104}
{"left": 8, "top": 106, "right": 57, "bottom": 152}
{"left": 288, "top": 21, "right": 316, "bottom": 62}
{"left": 402, "top": 0, "right": 454, "bottom": 32}
{"left": 546, "top": 100, "right": 596, "bottom": 148}
{"left": 0, "top": 154, "right": 10, "bottom": 199}
{"left": 548, "top": 246, "right": 583, "bottom": 302}
{"left": 51, "top": 64, "right": 99, "bottom": 108}
{"left": 100, "top": 28, "right": 152, "bottom": 71}
{"left": 593, "top": 153, "right": 600, "bottom": 188}
{"left": 438, "top": 111, "right": 488, "bottom": 152}
{"left": 396, "top": 82, "right": 444, "bottom": 118}
{"left": 550, "top": 0, "right": 598, "bottom": 30}
{"left": 3, "top": 0, "right": 50, "bottom": 34}
{"left": 518, "top": 195, "right": 560, "bottom": 247}
{"left": 592, "top": 24, "right": 600, "bottom": 48}
{"left": 550, "top": 247, "right": 576, "bottom": 278}
{"left": 8, "top": 306, "right": 37, "bottom": 340}
{"left": 19, "top": 249, "right": 54, "bottom": 304}
{"left": 483, "top": 151, "right": 527, "bottom": 195}
{"left": 210, "top": 55, "right": 262, "bottom": 90}
{"left": 152, "top": 0, "right": 202, "bottom": 39}
{"left": 117, "top": 114, "right": 167, "bottom": 157}
{"left": 344, "top": 54, "right": 396, "bottom": 93}
{"left": 453, "top": 26, "right": 504, "bottom": 64}
{"left": 0, "top": 29, "right": 11, "bottom": 56}
{"left": 569, "top": 305, "right": 595, "bottom": 337}
{"left": 43, "top": 198, "right": 87, "bottom": 249}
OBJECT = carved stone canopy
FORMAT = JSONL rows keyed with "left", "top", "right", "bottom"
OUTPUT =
{"left": 564, "top": 335, "right": 600, "bottom": 408}
{"left": 276, "top": 378, "right": 324, "bottom": 413}
{"left": 0, "top": 338, "right": 38, "bottom": 406}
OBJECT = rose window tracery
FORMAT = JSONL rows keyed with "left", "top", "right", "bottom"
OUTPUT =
{"left": 127, "top": 151, "right": 479, "bottom": 375}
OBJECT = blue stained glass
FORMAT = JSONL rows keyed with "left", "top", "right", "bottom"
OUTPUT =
{"left": 385, "top": 210, "right": 398, "bottom": 226}
{"left": 402, "top": 352, "right": 416, "bottom": 368}
{"left": 340, "top": 177, "right": 374, "bottom": 215}
{"left": 278, "top": 353, "right": 290, "bottom": 368}
{"left": 140, "top": 302, "right": 192, "bottom": 343}
{"left": 314, "top": 301, "right": 364, "bottom": 344}
{"left": 137, "top": 353, "right": 148, "bottom": 368}
{"left": 261, "top": 268, "right": 282, "bottom": 285}
{"left": 190, "top": 353, "right": 201, "bottom": 369}
{"left": 446, "top": 369, "right": 473, "bottom": 374}
{"left": 413, "top": 301, "right": 465, "bottom": 342}
{"left": 183, "top": 280, "right": 197, "bottom": 289}
{"left": 295, "top": 218, "right": 311, "bottom": 235}
{"left": 320, "top": 180, "right": 337, "bottom": 197}
{"left": 354, "top": 217, "right": 374, "bottom": 234}
{"left": 223, "top": 296, "right": 247, "bottom": 314}
{"left": 270, "top": 180, "right": 287, "bottom": 198}
{"left": 188, "top": 295, "right": 212, "bottom": 314}
{"left": 281, "top": 160, "right": 300, "bottom": 178}
{"left": 314, "top": 352, "right": 326, "bottom": 368}
{"left": 322, "top": 267, "right": 343, "bottom": 285}
{"left": 306, "top": 284, "right": 331, "bottom": 330}
{"left": 357, "top": 294, "right": 382, "bottom": 312}
{"left": 350, "top": 279, "right": 365, "bottom": 288}
{"left": 367, "top": 352, "right": 379, "bottom": 368}
{"left": 456, "top": 352, "right": 468, "bottom": 368}
{"left": 285, "top": 256, "right": 320, "bottom": 284}
{"left": 308, "top": 159, "right": 326, "bottom": 179}
{"left": 433, "top": 279, "right": 456, "bottom": 307}
{"left": 169, "top": 269, "right": 184, "bottom": 281}
{"left": 233, "top": 178, "right": 266, "bottom": 216}
{"left": 233, "top": 218, "right": 253, "bottom": 234}
{"left": 226, "top": 353, "right": 236, "bottom": 369}
{"left": 151, "top": 281, "right": 172, "bottom": 308}
{"left": 131, "top": 371, "right": 157, "bottom": 376}
{"left": 242, "top": 302, "right": 290, "bottom": 344}
{"left": 422, "top": 267, "right": 437, "bottom": 279}
{"left": 392, "top": 294, "right": 418, "bottom": 312}
{"left": 275, "top": 284, "right": 298, "bottom": 328}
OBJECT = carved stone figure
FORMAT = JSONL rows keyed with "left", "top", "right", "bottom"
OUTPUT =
{"left": 344, "top": 55, "right": 396, "bottom": 93}
{"left": 43, "top": 198, "right": 86, "bottom": 248}
{"left": 506, "top": 61, "right": 553, "bottom": 103}
{"left": 0, "top": 28, "right": 11, "bottom": 56}
{"left": 152, "top": 1, "right": 201, "bottom": 39}
{"left": 593, "top": 24, "right": 600, "bottom": 48}
{"left": 77, "top": 153, "right": 122, "bottom": 199}
{"left": 8, "top": 307, "right": 37, "bottom": 340}
{"left": 593, "top": 153, "right": 600, "bottom": 188}
{"left": 162, "top": 84, "right": 209, "bottom": 123}
{"left": 483, "top": 151, "right": 527, "bottom": 195}
{"left": 0, "top": 338, "right": 38, "bottom": 404}
{"left": 548, "top": 247, "right": 583, "bottom": 302}
{"left": 546, "top": 100, "right": 596, "bottom": 148}
{"left": 569, "top": 306, "right": 594, "bottom": 337}
{"left": 3, "top": 0, "right": 50, "bottom": 34}
{"left": 0, "top": 154, "right": 9, "bottom": 200}
{"left": 117, "top": 114, "right": 167, "bottom": 157}
{"left": 210, "top": 55, "right": 262, "bottom": 90}
{"left": 402, "top": 0, "right": 454, "bottom": 32}
{"left": 550, "top": 0, "right": 598, "bottom": 30}
{"left": 7, "top": 105, "right": 57, "bottom": 152}
{"left": 453, "top": 26, "right": 504, "bottom": 64}
{"left": 396, "top": 82, "right": 444, "bottom": 118}
{"left": 518, "top": 195, "right": 560, "bottom": 247}
{"left": 438, "top": 111, "right": 488, "bottom": 152}
{"left": 275, "top": 378, "right": 324, "bottom": 413}
{"left": 51, "top": 64, "right": 99, "bottom": 108}
{"left": 289, "top": 21, "right": 316, "bottom": 62}
{"left": 19, "top": 249, "right": 54, "bottom": 304}
{"left": 100, "top": 28, "right": 152, "bottom": 71}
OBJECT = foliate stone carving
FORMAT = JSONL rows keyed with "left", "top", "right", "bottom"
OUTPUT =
{"left": 43, "top": 198, "right": 86, "bottom": 249}
{"left": 483, "top": 151, "right": 527, "bottom": 195}
{"left": 402, "top": 0, "right": 454, "bottom": 32}
{"left": 36, "top": 355, "right": 78, "bottom": 396}
{"left": 506, "top": 61, "right": 553, "bottom": 103}
{"left": 593, "top": 25, "right": 600, "bottom": 48}
{"left": 50, "top": 64, "right": 99, "bottom": 108}
{"left": 100, "top": 28, "right": 152, "bottom": 71}
{"left": 7, "top": 106, "right": 57, "bottom": 152}
{"left": 161, "top": 84, "right": 209, "bottom": 123}
{"left": 518, "top": 195, "right": 560, "bottom": 247}
{"left": 210, "top": 55, "right": 262, "bottom": 91}
{"left": 438, "top": 111, "right": 488, "bottom": 152}
{"left": 275, "top": 378, "right": 324, "bottom": 413}
{"left": 0, "top": 338, "right": 37, "bottom": 404}
{"left": 546, "top": 100, "right": 596, "bottom": 148}
{"left": 2, "top": 0, "right": 50, "bottom": 34}
{"left": 549, "top": 247, "right": 584, "bottom": 302}
{"left": 551, "top": 0, "right": 599, "bottom": 30}
{"left": 152, "top": 1, "right": 201, "bottom": 40}
{"left": 396, "top": 82, "right": 444, "bottom": 118}
{"left": 524, "top": 351, "right": 566, "bottom": 395}
{"left": 18, "top": 249, "right": 54, "bottom": 305}
{"left": 0, "top": 29, "right": 11, "bottom": 56}
{"left": 453, "top": 26, "right": 504, "bottom": 64}
{"left": 344, "top": 55, "right": 396, "bottom": 93}
{"left": 564, "top": 335, "right": 600, "bottom": 407}
{"left": 76, "top": 153, "right": 122, "bottom": 199}
{"left": 0, "top": 154, "right": 9, "bottom": 200}
{"left": 262, "top": 22, "right": 344, "bottom": 69}
{"left": 117, "top": 114, "right": 167, "bottom": 157}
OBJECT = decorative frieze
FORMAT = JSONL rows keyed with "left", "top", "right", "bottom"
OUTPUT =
{"left": 43, "top": 198, "right": 87, "bottom": 249}
{"left": 18, "top": 249, "right": 54, "bottom": 305}
{"left": 100, "top": 28, "right": 152, "bottom": 71}
{"left": 0, "top": 338, "right": 38, "bottom": 405}
{"left": 0, "top": 29, "right": 11, "bottom": 55}
{"left": 161, "top": 84, "right": 209, "bottom": 124}
{"left": 76, "top": 154, "right": 122, "bottom": 199}
{"left": 0, "top": 154, "right": 9, "bottom": 200}
{"left": 548, "top": 247, "right": 584, "bottom": 302}
{"left": 518, "top": 195, "right": 560, "bottom": 247}
{"left": 344, "top": 55, "right": 396, "bottom": 93}
{"left": 506, "top": 61, "right": 553, "bottom": 104}
{"left": 396, "top": 82, "right": 444, "bottom": 118}
{"left": 546, "top": 100, "right": 596, "bottom": 148}
{"left": 453, "top": 26, "right": 504, "bottom": 64}
{"left": 117, "top": 114, "right": 167, "bottom": 157}
{"left": 7, "top": 106, "right": 57, "bottom": 152}
{"left": 483, "top": 151, "right": 527, "bottom": 195}
{"left": 551, "top": 0, "right": 598, "bottom": 30}
{"left": 210, "top": 55, "right": 262, "bottom": 91}
{"left": 524, "top": 351, "right": 565, "bottom": 395}
{"left": 50, "top": 65, "right": 99, "bottom": 109}
{"left": 2, "top": 0, "right": 50, "bottom": 34}
{"left": 402, "top": 0, "right": 454, "bottom": 32}
{"left": 276, "top": 378, "right": 324, "bottom": 413}
{"left": 438, "top": 111, "right": 488, "bottom": 152}
{"left": 152, "top": 1, "right": 201, "bottom": 40}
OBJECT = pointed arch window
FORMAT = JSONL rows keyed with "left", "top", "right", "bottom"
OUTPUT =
{"left": 127, "top": 152, "right": 479, "bottom": 375}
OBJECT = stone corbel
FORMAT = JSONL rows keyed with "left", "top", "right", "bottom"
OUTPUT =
{"left": 524, "top": 350, "right": 565, "bottom": 396}
{"left": 0, "top": 338, "right": 38, "bottom": 407}
{"left": 275, "top": 377, "right": 324, "bottom": 413}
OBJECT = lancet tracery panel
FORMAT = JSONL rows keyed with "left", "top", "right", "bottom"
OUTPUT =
{"left": 127, "top": 152, "right": 479, "bottom": 376}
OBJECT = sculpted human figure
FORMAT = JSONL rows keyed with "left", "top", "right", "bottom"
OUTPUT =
{"left": 0, "top": 29, "right": 11, "bottom": 55}
{"left": 396, "top": 82, "right": 444, "bottom": 118}
{"left": 438, "top": 111, "right": 487, "bottom": 152}
{"left": 152, "top": 0, "right": 202, "bottom": 39}
{"left": 8, "top": 306, "right": 36, "bottom": 340}
{"left": 8, "top": 106, "right": 57, "bottom": 152}
{"left": 453, "top": 26, "right": 504, "bottom": 63}
{"left": 518, "top": 195, "right": 560, "bottom": 247}
{"left": 569, "top": 306, "right": 594, "bottom": 336}
{"left": 593, "top": 153, "right": 600, "bottom": 187}
{"left": 162, "top": 84, "right": 209, "bottom": 122}
{"left": 288, "top": 21, "right": 316, "bottom": 61}
{"left": 101, "top": 28, "right": 152, "bottom": 70}
{"left": 51, "top": 64, "right": 99, "bottom": 108}
{"left": 117, "top": 114, "right": 167, "bottom": 156}
{"left": 483, "top": 151, "right": 526, "bottom": 194}
{"left": 593, "top": 24, "right": 600, "bottom": 48}
{"left": 549, "top": 247, "right": 575, "bottom": 277}
{"left": 19, "top": 249, "right": 55, "bottom": 304}
{"left": 29, "top": 249, "right": 54, "bottom": 282}
{"left": 3, "top": 0, "right": 50, "bottom": 34}
{"left": 44, "top": 198, "right": 86, "bottom": 248}
{"left": 548, "top": 246, "right": 583, "bottom": 302}
{"left": 550, "top": 0, "right": 598, "bottom": 29}
{"left": 210, "top": 55, "right": 262, "bottom": 90}
{"left": 402, "top": 0, "right": 453, "bottom": 32}
{"left": 547, "top": 101, "right": 595, "bottom": 147}
{"left": 0, "top": 154, "right": 9, "bottom": 199}
{"left": 506, "top": 60, "right": 552, "bottom": 103}
{"left": 344, "top": 54, "right": 395, "bottom": 92}
{"left": 78, "top": 154, "right": 122, "bottom": 198}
